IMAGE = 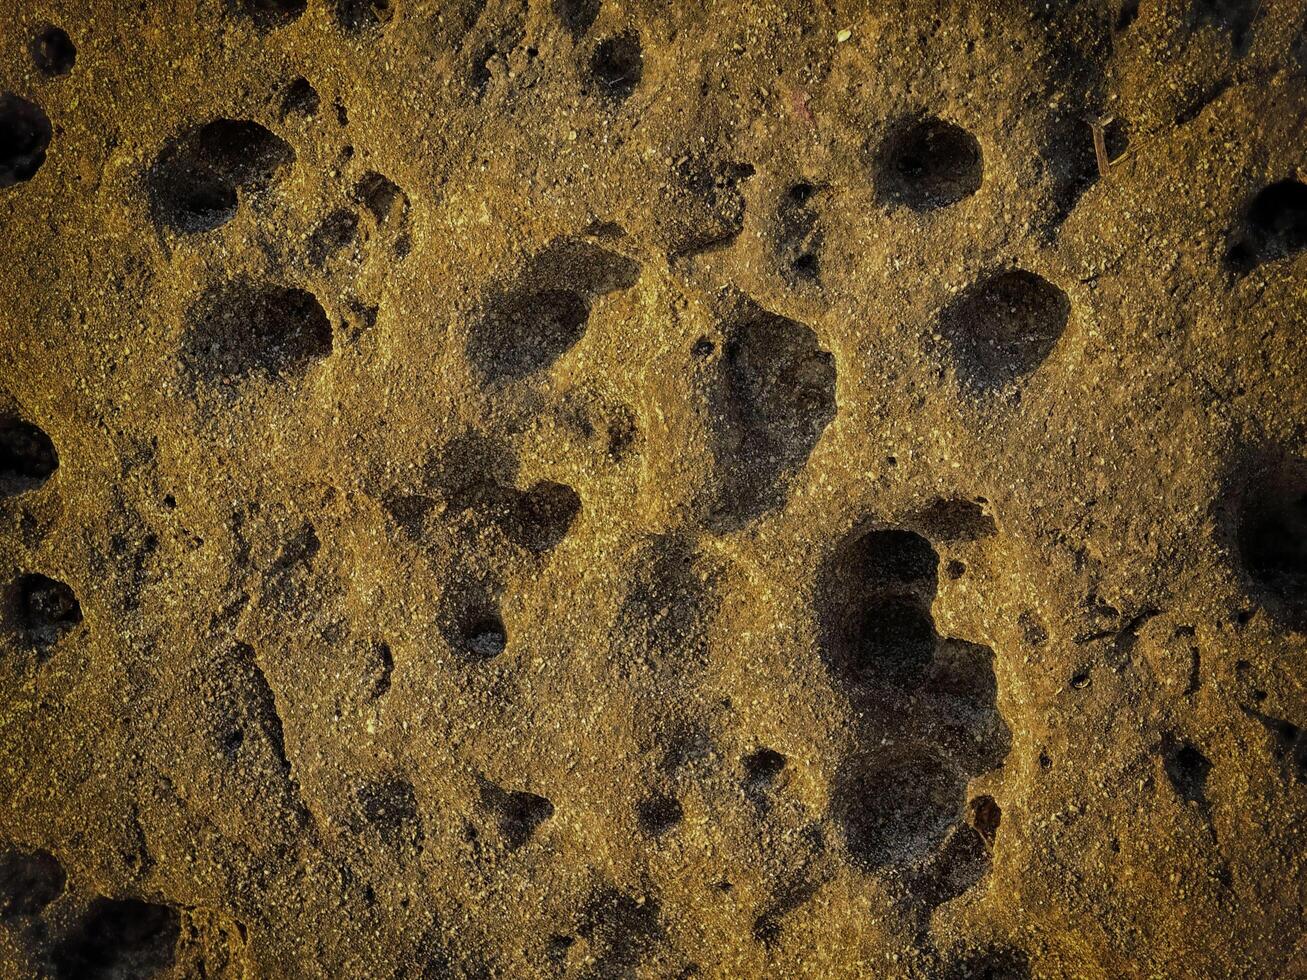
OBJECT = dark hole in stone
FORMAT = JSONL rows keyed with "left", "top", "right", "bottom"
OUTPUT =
{"left": 193, "top": 119, "right": 293, "bottom": 188}
{"left": 1163, "top": 739, "right": 1212, "bottom": 805}
{"left": 944, "top": 945, "right": 1032, "bottom": 980}
{"left": 0, "top": 94, "right": 53, "bottom": 189}
{"left": 464, "top": 611, "right": 507, "bottom": 659}
{"left": 879, "top": 116, "right": 983, "bottom": 211}
{"left": 183, "top": 281, "right": 332, "bottom": 382}
{"left": 332, "top": 0, "right": 393, "bottom": 32}
{"left": 912, "top": 821, "right": 991, "bottom": 909}
{"left": 485, "top": 787, "right": 554, "bottom": 849}
{"left": 506, "top": 481, "right": 581, "bottom": 552}
{"left": 575, "top": 887, "right": 665, "bottom": 977}
{"left": 938, "top": 269, "right": 1070, "bottom": 391}
{"left": 52, "top": 898, "right": 180, "bottom": 980}
{"left": 371, "top": 640, "right": 394, "bottom": 698}
{"left": 861, "top": 528, "right": 940, "bottom": 586}
{"left": 819, "top": 527, "right": 942, "bottom": 692}
{"left": 0, "top": 417, "right": 58, "bottom": 496}
{"left": 17, "top": 573, "right": 82, "bottom": 646}
{"left": 30, "top": 25, "right": 76, "bottom": 76}
{"left": 743, "top": 748, "right": 786, "bottom": 785}
{"left": 788, "top": 181, "right": 817, "bottom": 206}
{"left": 706, "top": 308, "right": 836, "bottom": 529}
{"left": 307, "top": 207, "right": 360, "bottom": 266}
{"left": 220, "top": 728, "right": 245, "bottom": 756}
{"left": 911, "top": 498, "right": 997, "bottom": 542}
{"left": 752, "top": 913, "right": 781, "bottom": 944}
{"left": 591, "top": 33, "right": 643, "bottom": 102}
{"left": 358, "top": 776, "right": 420, "bottom": 836}
{"left": 554, "top": 0, "right": 600, "bottom": 39}
{"left": 1244, "top": 709, "right": 1307, "bottom": 781}
{"left": 850, "top": 598, "right": 936, "bottom": 686}
{"left": 545, "top": 933, "right": 575, "bottom": 968}
{"left": 636, "top": 793, "right": 683, "bottom": 836}
{"left": 969, "top": 794, "right": 1001, "bottom": 843}
{"left": 1117, "top": 0, "right": 1141, "bottom": 30}
{"left": 791, "top": 251, "right": 819, "bottom": 279}
{"left": 470, "top": 288, "right": 591, "bottom": 382}
{"left": 280, "top": 76, "right": 319, "bottom": 120}
{"left": 833, "top": 749, "right": 963, "bottom": 871}
{"left": 149, "top": 119, "right": 293, "bottom": 233}
{"left": 234, "top": 0, "right": 307, "bottom": 31}
{"left": 661, "top": 156, "right": 755, "bottom": 257}
{"left": 1192, "top": 0, "right": 1262, "bottom": 53}
{"left": 743, "top": 748, "right": 786, "bottom": 806}
{"left": 1228, "top": 179, "right": 1307, "bottom": 271}
{"left": 0, "top": 847, "right": 65, "bottom": 918}
{"left": 355, "top": 170, "right": 405, "bottom": 221}
{"left": 1237, "top": 455, "right": 1307, "bottom": 629}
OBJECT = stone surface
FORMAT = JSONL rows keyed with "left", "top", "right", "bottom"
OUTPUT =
{"left": 1, "top": 1, "right": 1305, "bottom": 977}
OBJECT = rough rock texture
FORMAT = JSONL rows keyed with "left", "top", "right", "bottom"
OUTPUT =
{"left": 2, "top": 1, "right": 1306, "bottom": 977}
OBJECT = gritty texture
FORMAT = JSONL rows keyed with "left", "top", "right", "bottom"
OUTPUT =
{"left": 1, "top": 1, "right": 1306, "bottom": 978}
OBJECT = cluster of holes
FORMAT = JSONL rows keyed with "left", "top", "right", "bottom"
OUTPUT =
{"left": 0, "top": 94, "right": 52, "bottom": 189}
{"left": 819, "top": 526, "right": 1009, "bottom": 890}
{"left": 149, "top": 119, "right": 293, "bottom": 233}
{"left": 937, "top": 269, "right": 1071, "bottom": 392}
{"left": 15, "top": 13, "right": 1295, "bottom": 968}
{"left": 30, "top": 25, "right": 76, "bottom": 76}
